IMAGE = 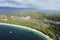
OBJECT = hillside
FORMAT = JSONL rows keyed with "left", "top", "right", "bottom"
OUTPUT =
{"left": 0, "top": 12, "right": 60, "bottom": 40}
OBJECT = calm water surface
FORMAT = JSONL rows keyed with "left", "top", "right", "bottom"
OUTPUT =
{"left": 0, "top": 24, "right": 48, "bottom": 40}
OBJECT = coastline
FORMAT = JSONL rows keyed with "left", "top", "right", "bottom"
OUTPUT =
{"left": 0, "top": 23, "right": 53, "bottom": 40}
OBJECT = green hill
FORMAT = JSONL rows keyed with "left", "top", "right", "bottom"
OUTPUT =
{"left": 0, "top": 12, "right": 60, "bottom": 40}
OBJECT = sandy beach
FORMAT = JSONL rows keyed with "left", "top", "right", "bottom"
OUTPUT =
{"left": 0, "top": 23, "right": 53, "bottom": 40}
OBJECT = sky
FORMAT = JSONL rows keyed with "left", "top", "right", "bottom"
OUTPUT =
{"left": 0, "top": 0, "right": 60, "bottom": 10}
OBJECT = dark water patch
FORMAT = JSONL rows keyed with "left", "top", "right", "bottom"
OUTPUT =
{"left": 0, "top": 24, "right": 48, "bottom": 40}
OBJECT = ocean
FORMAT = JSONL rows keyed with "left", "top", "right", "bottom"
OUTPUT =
{"left": 0, "top": 24, "right": 48, "bottom": 40}
{"left": 0, "top": 7, "right": 37, "bottom": 14}
{"left": 0, "top": 7, "right": 60, "bottom": 15}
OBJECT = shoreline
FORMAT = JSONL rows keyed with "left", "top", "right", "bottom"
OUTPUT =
{"left": 0, "top": 23, "right": 53, "bottom": 40}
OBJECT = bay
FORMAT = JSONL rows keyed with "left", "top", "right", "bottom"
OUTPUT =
{"left": 0, "top": 24, "right": 48, "bottom": 40}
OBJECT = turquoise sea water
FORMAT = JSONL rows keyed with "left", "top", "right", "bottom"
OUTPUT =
{"left": 0, "top": 24, "right": 48, "bottom": 40}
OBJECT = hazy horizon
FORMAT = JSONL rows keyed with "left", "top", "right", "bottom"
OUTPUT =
{"left": 0, "top": 0, "right": 60, "bottom": 11}
{"left": 0, "top": 0, "right": 60, "bottom": 14}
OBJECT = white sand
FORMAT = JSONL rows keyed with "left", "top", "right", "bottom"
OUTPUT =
{"left": 0, "top": 23, "right": 53, "bottom": 40}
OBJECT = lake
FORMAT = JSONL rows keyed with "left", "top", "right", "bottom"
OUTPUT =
{"left": 0, "top": 24, "right": 48, "bottom": 40}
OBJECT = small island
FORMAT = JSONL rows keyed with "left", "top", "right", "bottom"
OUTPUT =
{"left": 0, "top": 12, "right": 60, "bottom": 40}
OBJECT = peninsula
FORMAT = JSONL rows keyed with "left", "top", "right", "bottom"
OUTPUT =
{"left": 0, "top": 12, "right": 60, "bottom": 40}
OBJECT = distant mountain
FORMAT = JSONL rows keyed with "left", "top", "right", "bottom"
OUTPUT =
{"left": 0, "top": 7, "right": 60, "bottom": 14}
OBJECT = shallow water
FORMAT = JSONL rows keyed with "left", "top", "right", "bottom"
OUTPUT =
{"left": 0, "top": 25, "right": 48, "bottom": 40}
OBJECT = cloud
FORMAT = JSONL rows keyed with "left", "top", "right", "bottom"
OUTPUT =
{"left": 0, "top": 0, "right": 29, "bottom": 8}
{"left": 0, "top": 0, "right": 60, "bottom": 10}
{"left": 38, "top": 0, "right": 60, "bottom": 10}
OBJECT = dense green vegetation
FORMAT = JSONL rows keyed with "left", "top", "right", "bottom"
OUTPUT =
{"left": 45, "top": 14, "right": 60, "bottom": 21}
{"left": 44, "top": 13, "right": 60, "bottom": 40}
{"left": 17, "top": 12, "right": 45, "bottom": 20}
